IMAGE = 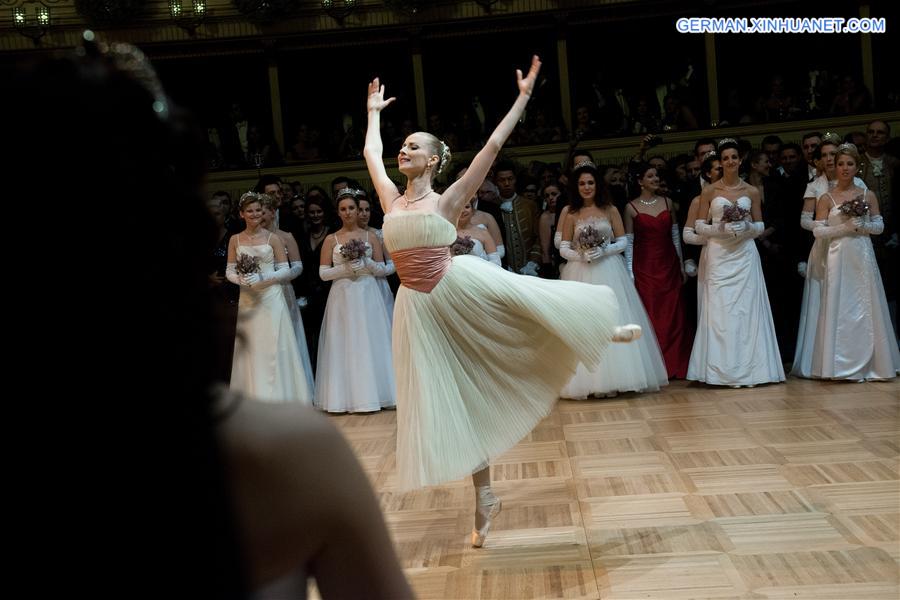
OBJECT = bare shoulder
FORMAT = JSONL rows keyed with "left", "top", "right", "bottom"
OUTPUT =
{"left": 214, "top": 390, "right": 341, "bottom": 477}
{"left": 745, "top": 184, "right": 762, "bottom": 202}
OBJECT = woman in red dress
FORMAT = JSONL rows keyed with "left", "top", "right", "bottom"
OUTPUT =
{"left": 624, "top": 164, "right": 693, "bottom": 378}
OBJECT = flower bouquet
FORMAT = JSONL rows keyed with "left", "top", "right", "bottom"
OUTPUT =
{"left": 838, "top": 195, "right": 870, "bottom": 217}
{"left": 720, "top": 204, "right": 750, "bottom": 223}
{"left": 236, "top": 253, "right": 260, "bottom": 276}
{"left": 450, "top": 235, "right": 476, "bottom": 256}
{"left": 574, "top": 225, "right": 609, "bottom": 262}
{"left": 340, "top": 238, "right": 368, "bottom": 261}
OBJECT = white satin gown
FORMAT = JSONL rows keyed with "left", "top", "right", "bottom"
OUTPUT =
{"left": 687, "top": 196, "right": 785, "bottom": 386}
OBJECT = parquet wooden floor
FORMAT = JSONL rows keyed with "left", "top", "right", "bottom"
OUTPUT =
{"left": 328, "top": 378, "right": 900, "bottom": 599}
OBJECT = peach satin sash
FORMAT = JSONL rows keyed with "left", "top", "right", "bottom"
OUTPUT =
{"left": 391, "top": 246, "right": 452, "bottom": 293}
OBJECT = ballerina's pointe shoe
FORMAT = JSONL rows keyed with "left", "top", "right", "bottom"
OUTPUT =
{"left": 471, "top": 488, "right": 502, "bottom": 548}
{"left": 612, "top": 324, "right": 642, "bottom": 342}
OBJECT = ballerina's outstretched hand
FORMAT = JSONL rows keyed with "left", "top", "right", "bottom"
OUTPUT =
{"left": 367, "top": 77, "right": 396, "bottom": 113}
{"left": 517, "top": 55, "right": 542, "bottom": 97}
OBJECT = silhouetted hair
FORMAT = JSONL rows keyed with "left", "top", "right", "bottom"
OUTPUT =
{"left": 7, "top": 36, "right": 247, "bottom": 598}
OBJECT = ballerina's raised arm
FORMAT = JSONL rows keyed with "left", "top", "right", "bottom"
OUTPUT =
{"left": 363, "top": 78, "right": 400, "bottom": 214}
{"left": 363, "top": 56, "right": 542, "bottom": 221}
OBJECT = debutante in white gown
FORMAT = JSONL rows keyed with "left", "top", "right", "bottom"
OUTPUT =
{"left": 314, "top": 233, "right": 396, "bottom": 413}
{"left": 687, "top": 197, "right": 785, "bottom": 386}
{"left": 792, "top": 175, "right": 866, "bottom": 378}
{"left": 809, "top": 195, "right": 900, "bottom": 380}
{"left": 560, "top": 217, "right": 668, "bottom": 397}
{"left": 230, "top": 241, "right": 313, "bottom": 404}
{"left": 373, "top": 228, "right": 395, "bottom": 324}
{"left": 280, "top": 255, "right": 315, "bottom": 403}
{"left": 384, "top": 211, "right": 621, "bottom": 491}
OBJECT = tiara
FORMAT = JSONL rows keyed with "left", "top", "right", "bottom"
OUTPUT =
{"left": 702, "top": 150, "right": 718, "bottom": 160}
{"left": 573, "top": 160, "right": 597, "bottom": 170}
{"left": 717, "top": 137, "right": 737, "bottom": 148}
{"left": 836, "top": 142, "right": 858, "bottom": 153}
{"left": 335, "top": 187, "right": 364, "bottom": 200}
{"left": 822, "top": 131, "right": 842, "bottom": 145}
{"left": 240, "top": 190, "right": 263, "bottom": 202}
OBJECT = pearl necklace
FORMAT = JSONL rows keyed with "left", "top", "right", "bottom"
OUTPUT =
{"left": 404, "top": 189, "right": 433, "bottom": 204}
{"left": 638, "top": 196, "right": 659, "bottom": 206}
{"left": 243, "top": 229, "right": 266, "bottom": 242}
{"left": 719, "top": 180, "right": 744, "bottom": 191}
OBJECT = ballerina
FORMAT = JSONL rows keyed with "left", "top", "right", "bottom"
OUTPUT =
{"left": 363, "top": 55, "right": 640, "bottom": 548}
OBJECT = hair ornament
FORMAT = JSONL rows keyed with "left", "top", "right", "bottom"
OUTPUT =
{"left": 836, "top": 142, "right": 858, "bottom": 153}
{"left": 436, "top": 140, "right": 452, "bottom": 175}
{"left": 82, "top": 31, "right": 170, "bottom": 121}
{"left": 573, "top": 160, "right": 597, "bottom": 170}
{"left": 717, "top": 137, "right": 737, "bottom": 148}
{"left": 822, "top": 131, "right": 842, "bottom": 145}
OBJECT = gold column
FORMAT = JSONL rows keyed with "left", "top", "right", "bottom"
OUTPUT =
{"left": 267, "top": 58, "right": 284, "bottom": 155}
{"left": 860, "top": 3, "right": 875, "bottom": 102}
{"left": 412, "top": 51, "right": 428, "bottom": 129}
{"left": 557, "top": 36, "right": 572, "bottom": 134}
{"left": 704, "top": 32, "right": 719, "bottom": 125}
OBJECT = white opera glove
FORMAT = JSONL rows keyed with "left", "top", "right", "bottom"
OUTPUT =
{"left": 225, "top": 262, "right": 241, "bottom": 286}
{"left": 605, "top": 235, "right": 628, "bottom": 256}
{"left": 559, "top": 241, "right": 587, "bottom": 262}
{"left": 381, "top": 259, "right": 396, "bottom": 276}
{"left": 682, "top": 226, "right": 707, "bottom": 246}
{"left": 362, "top": 257, "right": 389, "bottom": 276}
{"left": 496, "top": 244, "right": 506, "bottom": 259}
{"left": 800, "top": 210, "right": 816, "bottom": 232}
{"left": 241, "top": 273, "right": 261, "bottom": 287}
{"left": 624, "top": 233, "right": 634, "bottom": 278}
{"left": 348, "top": 258, "right": 366, "bottom": 273}
{"left": 853, "top": 215, "right": 884, "bottom": 235}
{"left": 694, "top": 219, "right": 733, "bottom": 239}
{"left": 255, "top": 262, "right": 294, "bottom": 290}
{"left": 487, "top": 252, "right": 501, "bottom": 266}
{"left": 287, "top": 261, "right": 303, "bottom": 280}
{"left": 519, "top": 261, "right": 540, "bottom": 276}
{"left": 684, "top": 258, "right": 698, "bottom": 277}
{"left": 726, "top": 220, "right": 750, "bottom": 236}
{"left": 553, "top": 230, "right": 562, "bottom": 250}
{"left": 670, "top": 224, "right": 684, "bottom": 261}
{"left": 797, "top": 261, "right": 807, "bottom": 277}
{"left": 585, "top": 247, "right": 604, "bottom": 262}
{"left": 318, "top": 263, "right": 355, "bottom": 281}
{"left": 735, "top": 221, "right": 764, "bottom": 240}
{"left": 812, "top": 220, "right": 857, "bottom": 240}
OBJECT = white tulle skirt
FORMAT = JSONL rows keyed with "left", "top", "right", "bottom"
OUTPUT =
{"left": 314, "top": 274, "right": 396, "bottom": 412}
{"left": 560, "top": 255, "right": 668, "bottom": 397}
{"left": 393, "top": 255, "right": 620, "bottom": 490}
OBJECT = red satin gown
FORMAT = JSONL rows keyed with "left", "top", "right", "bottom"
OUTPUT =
{"left": 631, "top": 200, "right": 693, "bottom": 378}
